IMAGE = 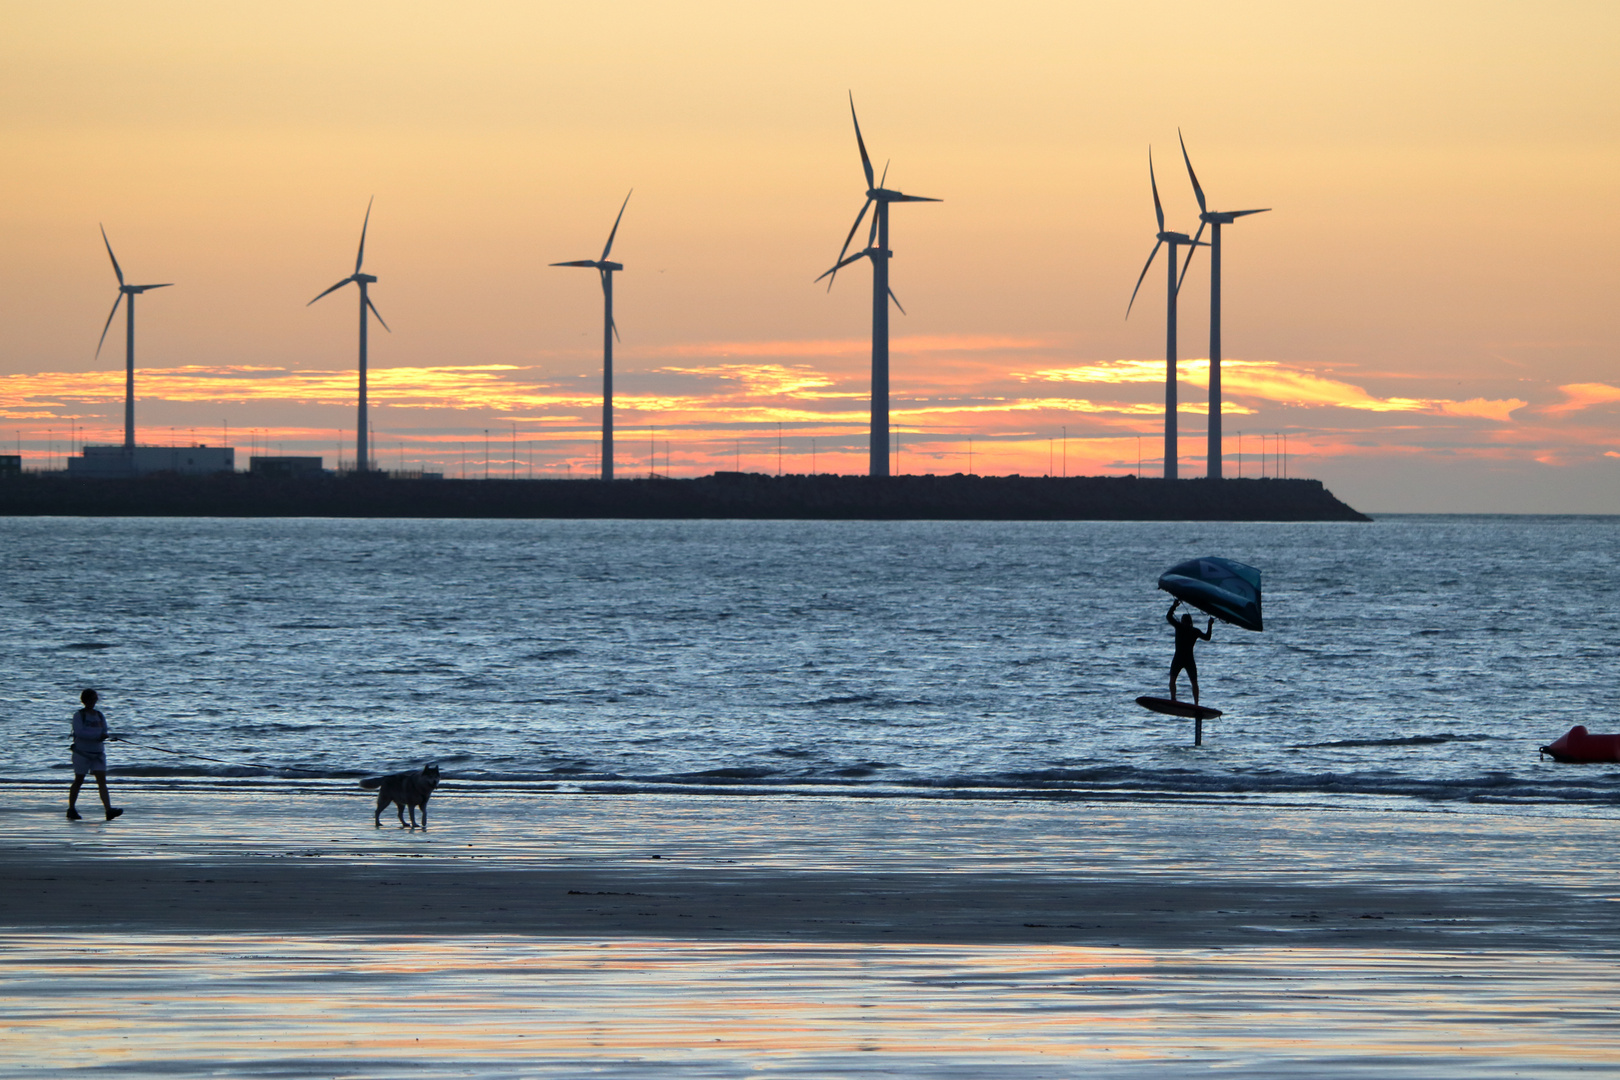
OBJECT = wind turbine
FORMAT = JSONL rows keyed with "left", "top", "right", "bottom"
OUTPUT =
{"left": 95, "top": 226, "right": 172, "bottom": 454}
{"left": 308, "top": 198, "right": 389, "bottom": 473}
{"left": 552, "top": 190, "right": 631, "bottom": 482}
{"left": 1177, "top": 131, "right": 1270, "bottom": 480}
{"left": 1126, "top": 150, "right": 1204, "bottom": 481}
{"left": 815, "top": 94, "right": 939, "bottom": 478}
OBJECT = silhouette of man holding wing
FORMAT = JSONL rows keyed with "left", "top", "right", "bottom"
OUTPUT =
{"left": 1167, "top": 599, "right": 1214, "bottom": 704}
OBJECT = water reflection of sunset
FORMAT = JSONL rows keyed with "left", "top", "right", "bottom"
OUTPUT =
{"left": 6, "top": 934, "right": 1615, "bottom": 1074}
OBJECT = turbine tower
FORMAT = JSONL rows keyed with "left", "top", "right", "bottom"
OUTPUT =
{"left": 1127, "top": 150, "right": 1204, "bottom": 481}
{"left": 1177, "top": 131, "right": 1270, "bottom": 479}
{"left": 95, "top": 226, "right": 172, "bottom": 453}
{"left": 308, "top": 198, "right": 389, "bottom": 473}
{"left": 552, "top": 191, "right": 631, "bottom": 482}
{"left": 816, "top": 94, "right": 939, "bottom": 478}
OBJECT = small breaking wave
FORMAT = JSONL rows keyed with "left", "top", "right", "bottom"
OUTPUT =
{"left": 39, "top": 758, "right": 1620, "bottom": 807}
{"left": 527, "top": 648, "right": 582, "bottom": 661}
{"left": 1292, "top": 734, "right": 1493, "bottom": 749}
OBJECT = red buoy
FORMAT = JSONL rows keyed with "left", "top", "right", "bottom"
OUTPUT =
{"left": 1539, "top": 725, "right": 1620, "bottom": 764}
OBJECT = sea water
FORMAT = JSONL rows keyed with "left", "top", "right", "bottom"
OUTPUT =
{"left": 4, "top": 514, "right": 1618, "bottom": 808}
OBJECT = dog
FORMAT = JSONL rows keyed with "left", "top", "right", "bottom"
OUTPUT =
{"left": 359, "top": 765, "right": 440, "bottom": 829}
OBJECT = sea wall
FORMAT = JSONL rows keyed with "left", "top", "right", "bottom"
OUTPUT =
{"left": 0, "top": 473, "right": 1370, "bottom": 521}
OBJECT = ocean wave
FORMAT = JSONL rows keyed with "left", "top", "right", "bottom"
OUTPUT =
{"left": 45, "top": 759, "right": 1620, "bottom": 806}
{"left": 1291, "top": 734, "right": 1493, "bottom": 749}
{"left": 527, "top": 648, "right": 582, "bottom": 661}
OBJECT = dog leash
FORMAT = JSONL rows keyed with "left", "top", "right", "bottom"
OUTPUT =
{"left": 109, "top": 735, "right": 336, "bottom": 776}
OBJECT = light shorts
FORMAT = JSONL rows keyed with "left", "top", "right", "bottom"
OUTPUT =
{"left": 72, "top": 749, "right": 107, "bottom": 777}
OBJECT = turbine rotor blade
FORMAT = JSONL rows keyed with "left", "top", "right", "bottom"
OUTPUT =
{"left": 355, "top": 196, "right": 374, "bottom": 274}
{"left": 890, "top": 193, "right": 941, "bottom": 203}
{"left": 94, "top": 293, "right": 124, "bottom": 358}
{"left": 814, "top": 248, "right": 869, "bottom": 286}
{"left": 866, "top": 205, "right": 878, "bottom": 248}
{"left": 888, "top": 287, "right": 906, "bottom": 316}
{"left": 826, "top": 198, "right": 873, "bottom": 289}
{"left": 1125, "top": 240, "right": 1162, "bottom": 320}
{"left": 879, "top": 159, "right": 889, "bottom": 188}
{"left": 1230, "top": 208, "right": 1271, "bottom": 218}
{"left": 597, "top": 270, "right": 621, "bottom": 341}
{"left": 1149, "top": 149, "right": 1165, "bottom": 233}
{"left": 849, "top": 92, "right": 876, "bottom": 190}
{"left": 99, "top": 224, "right": 125, "bottom": 286}
{"left": 308, "top": 276, "right": 354, "bottom": 305}
{"left": 601, "top": 189, "right": 632, "bottom": 261}
{"left": 551, "top": 260, "right": 598, "bottom": 268}
{"left": 366, "top": 295, "right": 390, "bottom": 332}
{"left": 1178, "top": 129, "right": 1207, "bottom": 214}
{"left": 1177, "top": 221, "right": 1206, "bottom": 293}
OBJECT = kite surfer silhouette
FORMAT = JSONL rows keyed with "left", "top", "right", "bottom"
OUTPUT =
{"left": 1166, "top": 599, "right": 1213, "bottom": 704}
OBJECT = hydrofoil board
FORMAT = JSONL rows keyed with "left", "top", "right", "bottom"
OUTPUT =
{"left": 1136, "top": 696, "right": 1222, "bottom": 721}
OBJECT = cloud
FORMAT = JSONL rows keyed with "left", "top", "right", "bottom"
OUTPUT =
{"left": 1545, "top": 383, "right": 1620, "bottom": 416}
{"left": 895, "top": 397, "right": 1202, "bottom": 420}
{"left": 1024, "top": 359, "right": 1526, "bottom": 421}
{"left": 1436, "top": 398, "right": 1527, "bottom": 422}
{"left": 653, "top": 364, "right": 835, "bottom": 396}
{"left": 0, "top": 364, "right": 590, "bottom": 413}
{"left": 1025, "top": 360, "right": 1166, "bottom": 385}
{"left": 652, "top": 334, "right": 1048, "bottom": 360}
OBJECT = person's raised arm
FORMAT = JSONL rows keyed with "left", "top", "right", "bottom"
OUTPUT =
{"left": 1200, "top": 618, "right": 1214, "bottom": 641}
{"left": 1167, "top": 599, "right": 1181, "bottom": 627}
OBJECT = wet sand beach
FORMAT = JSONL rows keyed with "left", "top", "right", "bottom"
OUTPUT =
{"left": 3, "top": 785, "right": 1618, "bottom": 1075}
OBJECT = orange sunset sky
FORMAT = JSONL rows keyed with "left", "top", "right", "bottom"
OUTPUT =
{"left": 2, "top": 1, "right": 1616, "bottom": 511}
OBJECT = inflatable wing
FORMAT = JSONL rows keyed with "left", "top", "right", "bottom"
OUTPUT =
{"left": 1158, "top": 557, "right": 1263, "bottom": 632}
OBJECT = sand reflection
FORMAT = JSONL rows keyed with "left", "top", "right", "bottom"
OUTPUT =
{"left": 3, "top": 934, "right": 1615, "bottom": 1077}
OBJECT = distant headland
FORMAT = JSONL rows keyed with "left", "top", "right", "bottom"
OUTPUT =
{"left": 0, "top": 472, "right": 1369, "bottom": 522}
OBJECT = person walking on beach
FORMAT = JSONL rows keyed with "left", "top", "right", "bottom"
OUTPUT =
{"left": 68, "top": 689, "right": 122, "bottom": 821}
{"left": 1167, "top": 600, "right": 1214, "bottom": 705}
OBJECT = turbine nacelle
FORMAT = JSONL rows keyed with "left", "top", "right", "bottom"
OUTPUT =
{"left": 551, "top": 190, "right": 632, "bottom": 479}
{"left": 1126, "top": 149, "right": 1204, "bottom": 319}
{"left": 1176, "top": 129, "right": 1273, "bottom": 479}
{"left": 95, "top": 225, "right": 173, "bottom": 358}
{"left": 551, "top": 191, "right": 632, "bottom": 346}
{"left": 1200, "top": 208, "right": 1271, "bottom": 226}
{"left": 307, "top": 273, "right": 387, "bottom": 324}
{"left": 307, "top": 201, "right": 389, "bottom": 327}
{"left": 820, "top": 95, "right": 939, "bottom": 294}
{"left": 869, "top": 188, "right": 941, "bottom": 204}
{"left": 1176, "top": 131, "right": 1272, "bottom": 290}
{"left": 1179, "top": 129, "right": 1271, "bottom": 226}
{"left": 307, "top": 197, "right": 388, "bottom": 474}
{"left": 550, "top": 260, "right": 623, "bottom": 272}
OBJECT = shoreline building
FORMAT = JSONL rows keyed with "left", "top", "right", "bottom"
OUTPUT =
{"left": 68, "top": 444, "right": 235, "bottom": 477}
{"left": 249, "top": 456, "right": 325, "bottom": 478}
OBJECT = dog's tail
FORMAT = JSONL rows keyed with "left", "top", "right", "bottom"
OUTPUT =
{"left": 359, "top": 777, "right": 384, "bottom": 789}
